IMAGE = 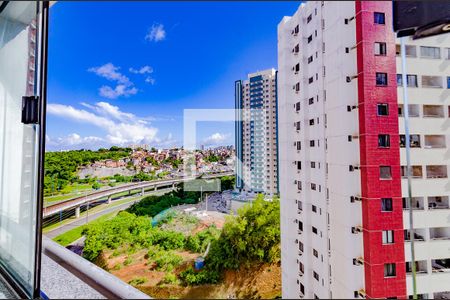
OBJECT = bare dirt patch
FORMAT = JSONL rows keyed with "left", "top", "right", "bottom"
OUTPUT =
{"left": 106, "top": 247, "right": 281, "bottom": 300}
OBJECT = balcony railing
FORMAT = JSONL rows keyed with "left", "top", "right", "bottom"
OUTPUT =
{"left": 428, "top": 196, "right": 450, "bottom": 210}
{"left": 430, "top": 228, "right": 450, "bottom": 241}
{"left": 426, "top": 165, "right": 448, "bottom": 179}
{"left": 41, "top": 237, "right": 150, "bottom": 299}
{"left": 432, "top": 259, "right": 450, "bottom": 273}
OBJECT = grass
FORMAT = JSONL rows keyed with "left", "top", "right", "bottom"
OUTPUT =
{"left": 49, "top": 188, "right": 174, "bottom": 244}
{"left": 43, "top": 188, "right": 172, "bottom": 233}
{"left": 53, "top": 210, "right": 119, "bottom": 246}
{"left": 43, "top": 195, "right": 140, "bottom": 233}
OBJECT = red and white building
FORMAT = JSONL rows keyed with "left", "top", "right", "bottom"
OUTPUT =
{"left": 278, "top": 1, "right": 449, "bottom": 299}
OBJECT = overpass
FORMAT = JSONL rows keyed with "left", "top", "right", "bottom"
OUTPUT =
{"left": 43, "top": 172, "right": 233, "bottom": 218}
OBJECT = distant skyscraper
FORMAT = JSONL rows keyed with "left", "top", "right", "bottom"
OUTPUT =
{"left": 235, "top": 69, "right": 279, "bottom": 195}
{"left": 278, "top": 1, "right": 450, "bottom": 299}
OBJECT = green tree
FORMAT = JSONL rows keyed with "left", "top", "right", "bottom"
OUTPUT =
{"left": 207, "top": 195, "right": 280, "bottom": 270}
{"left": 220, "top": 176, "right": 235, "bottom": 191}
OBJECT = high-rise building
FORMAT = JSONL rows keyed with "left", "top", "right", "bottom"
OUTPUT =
{"left": 235, "top": 69, "right": 279, "bottom": 195}
{"left": 278, "top": 1, "right": 449, "bottom": 299}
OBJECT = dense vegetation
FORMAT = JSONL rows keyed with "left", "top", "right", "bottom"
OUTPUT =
{"left": 82, "top": 211, "right": 186, "bottom": 261}
{"left": 81, "top": 190, "right": 280, "bottom": 288}
{"left": 126, "top": 186, "right": 201, "bottom": 217}
{"left": 126, "top": 176, "right": 234, "bottom": 218}
{"left": 44, "top": 147, "right": 131, "bottom": 195}
{"left": 219, "top": 175, "right": 235, "bottom": 191}
{"left": 44, "top": 147, "right": 229, "bottom": 197}
{"left": 207, "top": 195, "right": 280, "bottom": 270}
{"left": 185, "top": 225, "right": 220, "bottom": 253}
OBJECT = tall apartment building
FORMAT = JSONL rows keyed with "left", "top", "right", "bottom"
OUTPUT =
{"left": 278, "top": 1, "right": 449, "bottom": 299}
{"left": 235, "top": 69, "right": 279, "bottom": 195}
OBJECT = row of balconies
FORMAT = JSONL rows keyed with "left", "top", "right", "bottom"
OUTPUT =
{"left": 400, "top": 134, "right": 447, "bottom": 149}
{"left": 405, "top": 259, "right": 450, "bottom": 275}
{"left": 403, "top": 196, "right": 449, "bottom": 210}
{"left": 400, "top": 165, "right": 448, "bottom": 179}
{"left": 398, "top": 104, "right": 450, "bottom": 118}
{"left": 404, "top": 228, "right": 450, "bottom": 241}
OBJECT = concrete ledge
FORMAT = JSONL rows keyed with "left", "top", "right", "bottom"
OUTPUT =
{"left": 41, "top": 236, "right": 150, "bottom": 299}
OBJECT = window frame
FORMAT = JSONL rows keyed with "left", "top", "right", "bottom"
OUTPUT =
{"left": 374, "top": 12, "right": 385, "bottom": 25}
{"left": 380, "top": 166, "right": 392, "bottom": 180}
{"left": 378, "top": 134, "right": 391, "bottom": 148}
{"left": 420, "top": 46, "right": 441, "bottom": 59}
{"left": 377, "top": 103, "right": 389, "bottom": 116}
{"left": 376, "top": 72, "right": 388, "bottom": 86}
{"left": 382, "top": 230, "right": 395, "bottom": 244}
{"left": 384, "top": 263, "right": 397, "bottom": 277}
{"left": 374, "top": 42, "right": 387, "bottom": 56}
{"left": 381, "top": 198, "right": 393, "bottom": 212}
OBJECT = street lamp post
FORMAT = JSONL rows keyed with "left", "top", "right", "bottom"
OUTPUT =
{"left": 400, "top": 36, "right": 417, "bottom": 299}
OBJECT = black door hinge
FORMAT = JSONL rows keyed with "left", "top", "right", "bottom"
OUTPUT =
{"left": 22, "top": 96, "right": 40, "bottom": 124}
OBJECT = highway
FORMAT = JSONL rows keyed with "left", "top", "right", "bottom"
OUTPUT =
{"left": 45, "top": 193, "right": 155, "bottom": 239}
{"left": 43, "top": 172, "right": 233, "bottom": 218}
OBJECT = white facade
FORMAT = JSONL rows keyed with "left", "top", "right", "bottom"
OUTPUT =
{"left": 278, "top": 1, "right": 449, "bottom": 299}
{"left": 235, "top": 69, "right": 278, "bottom": 195}
{"left": 396, "top": 35, "right": 450, "bottom": 298}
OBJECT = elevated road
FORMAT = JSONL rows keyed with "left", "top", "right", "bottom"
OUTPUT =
{"left": 43, "top": 172, "right": 233, "bottom": 218}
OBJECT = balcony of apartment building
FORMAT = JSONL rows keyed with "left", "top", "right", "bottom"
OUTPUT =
{"left": 405, "top": 235, "right": 450, "bottom": 297}
{"left": 400, "top": 134, "right": 421, "bottom": 148}
{"left": 429, "top": 228, "right": 450, "bottom": 241}
{"left": 404, "top": 229, "right": 427, "bottom": 242}
{"left": 422, "top": 75, "right": 443, "bottom": 89}
{"left": 406, "top": 260, "right": 428, "bottom": 275}
{"left": 426, "top": 165, "right": 448, "bottom": 179}
{"left": 423, "top": 105, "right": 445, "bottom": 118}
{"left": 432, "top": 258, "right": 450, "bottom": 274}
{"left": 404, "top": 194, "right": 450, "bottom": 217}
{"left": 398, "top": 104, "right": 420, "bottom": 118}
{"left": 433, "top": 292, "right": 450, "bottom": 299}
{"left": 406, "top": 262, "right": 450, "bottom": 298}
{"left": 403, "top": 197, "right": 425, "bottom": 211}
{"left": 401, "top": 166, "right": 423, "bottom": 179}
{"left": 428, "top": 196, "right": 450, "bottom": 210}
{"left": 424, "top": 135, "right": 447, "bottom": 149}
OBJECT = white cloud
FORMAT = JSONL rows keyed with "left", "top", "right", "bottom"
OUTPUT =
{"left": 89, "top": 63, "right": 138, "bottom": 99}
{"left": 145, "top": 77, "right": 156, "bottom": 85}
{"left": 145, "top": 23, "right": 166, "bottom": 42}
{"left": 99, "top": 84, "right": 138, "bottom": 99}
{"left": 129, "top": 65, "right": 153, "bottom": 74}
{"left": 203, "top": 133, "right": 229, "bottom": 146}
{"left": 129, "top": 65, "right": 156, "bottom": 85}
{"left": 47, "top": 102, "right": 159, "bottom": 149}
{"left": 46, "top": 133, "right": 106, "bottom": 150}
{"left": 88, "top": 63, "right": 130, "bottom": 84}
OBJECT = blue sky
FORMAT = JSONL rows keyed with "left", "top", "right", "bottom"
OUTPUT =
{"left": 46, "top": 1, "right": 300, "bottom": 151}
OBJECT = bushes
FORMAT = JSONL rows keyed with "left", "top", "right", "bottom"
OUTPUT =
{"left": 82, "top": 211, "right": 186, "bottom": 261}
{"left": 220, "top": 176, "right": 235, "bottom": 191}
{"left": 147, "top": 247, "right": 183, "bottom": 272}
{"left": 154, "top": 230, "right": 185, "bottom": 250}
{"left": 160, "top": 272, "right": 178, "bottom": 285}
{"left": 124, "top": 256, "right": 133, "bottom": 266}
{"left": 185, "top": 226, "right": 220, "bottom": 253}
{"left": 128, "top": 277, "right": 147, "bottom": 286}
{"left": 155, "top": 252, "right": 183, "bottom": 272}
{"left": 126, "top": 192, "right": 198, "bottom": 217}
{"left": 179, "top": 267, "right": 220, "bottom": 285}
{"left": 206, "top": 195, "right": 280, "bottom": 271}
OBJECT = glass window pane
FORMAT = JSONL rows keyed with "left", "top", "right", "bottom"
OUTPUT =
{"left": 0, "top": 1, "right": 41, "bottom": 297}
